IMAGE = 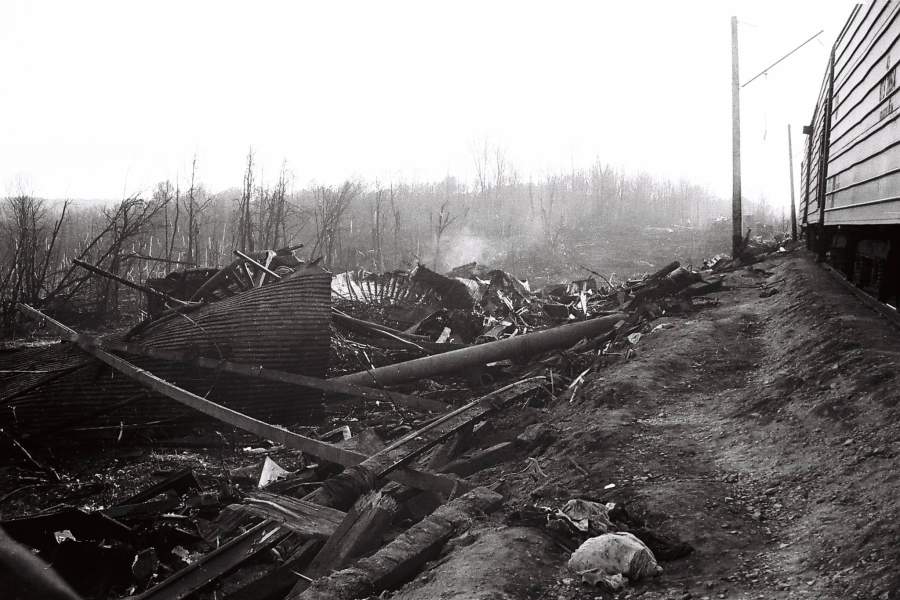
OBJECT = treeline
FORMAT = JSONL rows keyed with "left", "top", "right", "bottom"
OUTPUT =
{"left": 0, "top": 148, "right": 730, "bottom": 330}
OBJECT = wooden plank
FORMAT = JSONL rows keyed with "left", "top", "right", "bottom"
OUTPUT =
{"left": 238, "top": 491, "right": 347, "bottom": 538}
{"left": 254, "top": 250, "right": 276, "bottom": 287}
{"left": 300, "top": 379, "right": 540, "bottom": 509}
{"left": 16, "top": 304, "right": 465, "bottom": 497}
{"left": 367, "top": 377, "right": 544, "bottom": 477}
{"left": 304, "top": 492, "right": 397, "bottom": 580}
{"left": 293, "top": 487, "right": 503, "bottom": 600}
{"left": 235, "top": 249, "right": 282, "bottom": 281}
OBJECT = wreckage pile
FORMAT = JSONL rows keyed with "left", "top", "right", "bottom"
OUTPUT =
{"left": 0, "top": 246, "right": 743, "bottom": 599}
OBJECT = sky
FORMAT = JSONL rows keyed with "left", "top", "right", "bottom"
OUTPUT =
{"left": 0, "top": 0, "right": 858, "bottom": 208}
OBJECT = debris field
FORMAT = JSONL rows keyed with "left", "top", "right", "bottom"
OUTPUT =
{"left": 2, "top": 240, "right": 899, "bottom": 600}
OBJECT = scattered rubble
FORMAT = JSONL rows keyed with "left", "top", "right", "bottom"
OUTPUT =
{"left": 0, "top": 246, "right": 740, "bottom": 599}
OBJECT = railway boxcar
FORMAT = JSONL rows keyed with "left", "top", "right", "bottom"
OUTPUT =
{"left": 800, "top": 0, "right": 900, "bottom": 305}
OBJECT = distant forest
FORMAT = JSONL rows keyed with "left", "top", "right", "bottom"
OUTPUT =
{"left": 1, "top": 146, "right": 785, "bottom": 329}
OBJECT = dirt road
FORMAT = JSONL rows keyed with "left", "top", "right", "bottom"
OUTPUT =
{"left": 394, "top": 253, "right": 900, "bottom": 600}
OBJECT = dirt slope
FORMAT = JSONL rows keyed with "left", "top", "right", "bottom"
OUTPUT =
{"left": 394, "top": 252, "right": 900, "bottom": 600}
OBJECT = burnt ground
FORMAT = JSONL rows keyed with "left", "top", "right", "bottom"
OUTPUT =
{"left": 388, "top": 252, "right": 900, "bottom": 600}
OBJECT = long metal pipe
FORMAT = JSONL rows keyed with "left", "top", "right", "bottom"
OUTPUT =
{"left": 333, "top": 313, "right": 626, "bottom": 387}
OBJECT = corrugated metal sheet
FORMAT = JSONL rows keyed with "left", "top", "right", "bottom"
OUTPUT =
{"left": 0, "top": 344, "right": 90, "bottom": 400}
{"left": 125, "top": 266, "right": 331, "bottom": 377}
{"left": 3, "top": 353, "right": 171, "bottom": 440}
{"left": 0, "top": 267, "right": 332, "bottom": 440}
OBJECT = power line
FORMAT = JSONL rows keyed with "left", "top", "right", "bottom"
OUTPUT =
{"left": 742, "top": 29, "right": 824, "bottom": 88}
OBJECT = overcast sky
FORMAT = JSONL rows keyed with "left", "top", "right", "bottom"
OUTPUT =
{"left": 1, "top": 1, "right": 857, "bottom": 207}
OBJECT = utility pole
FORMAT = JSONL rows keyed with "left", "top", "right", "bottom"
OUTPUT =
{"left": 732, "top": 23, "right": 822, "bottom": 255}
{"left": 731, "top": 16, "right": 743, "bottom": 258}
{"left": 788, "top": 124, "right": 797, "bottom": 241}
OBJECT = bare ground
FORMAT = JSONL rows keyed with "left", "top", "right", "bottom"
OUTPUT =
{"left": 390, "top": 252, "right": 900, "bottom": 600}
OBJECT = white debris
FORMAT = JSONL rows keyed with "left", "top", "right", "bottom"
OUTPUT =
{"left": 258, "top": 456, "right": 291, "bottom": 488}
{"left": 558, "top": 499, "right": 615, "bottom": 533}
{"left": 568, "top": 532, "right": 662, "bottom": 586}
{"left": 54, "top": 529, "right": 75, "bottom": 543}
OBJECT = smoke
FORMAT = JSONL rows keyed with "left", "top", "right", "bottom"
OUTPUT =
{"left": 436, "top": 227, "right": 495, "bottom": 271}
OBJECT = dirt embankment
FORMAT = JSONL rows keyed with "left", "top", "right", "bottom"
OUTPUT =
{"left": 391, "top": 253, "right": 900, "bottom": 600}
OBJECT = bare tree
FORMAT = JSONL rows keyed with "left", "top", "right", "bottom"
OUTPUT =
{"left": 0, "top": 196, "right": 69, "bottom": 329}
{"left": 539, "top": 175, "right": 565, "bottom": 251}
{"left": 371, "top": 185, "right": 386, "bottom": 271}
{"left": 184, "top": 155, "right": 211, "bottom": 264}
{"left": 389, "top": 183, "right": 403, "bottom": 266}
{"left": 472, "top": 139, "right": 490, "bottom": 199}
{"left": 493, "top": 146, "right": 508, "bottom": 193}
{"left": 272, "top": 163, "right": 289, "bottom": 248}
{"left": 153, "top": 181, "right": 175, "bottom": 261}
{"left": 259, "top": 161, "right": 290, "bottom": 249}
{"left": 431, "top": 198, "right": 466, "bottom": 272}
{"left": 168, "top": 181, "right": 181, "bottom": 262}
{"left": 234, "top": 148, "right": 255, "bottom": 252}
{"left": 44, "top": 195, "right": 170, "bottom": 316}
{"left": 310, "top": 181, "right": 360, "bottom": 268}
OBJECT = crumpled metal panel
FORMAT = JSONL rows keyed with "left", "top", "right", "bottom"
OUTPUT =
{"left": 1, "top": 267, "right": 333, "bottom": 440}
{"left": 125, "top": 266, "right": 331, "bottom": 376}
